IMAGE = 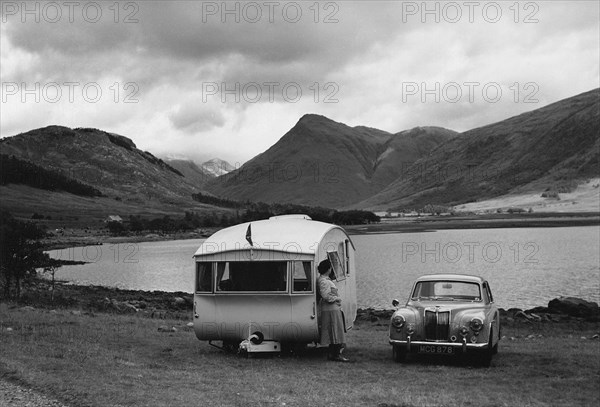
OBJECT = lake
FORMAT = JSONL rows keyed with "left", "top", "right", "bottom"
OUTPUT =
{"left": 47, "top": 226, "right": 600, "bottom": 310}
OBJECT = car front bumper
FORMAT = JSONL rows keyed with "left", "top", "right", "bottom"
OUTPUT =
{"left": 389, "top": 338, "right": 489, "bottom": 353}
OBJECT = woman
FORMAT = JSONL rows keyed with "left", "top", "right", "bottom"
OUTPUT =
{"left": 317, "top": 259, "right": 349, "bottom": 362}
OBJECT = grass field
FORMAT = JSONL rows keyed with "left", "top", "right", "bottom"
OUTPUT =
{"left": 1, "top": 304, "right": 599, "bottom": 407}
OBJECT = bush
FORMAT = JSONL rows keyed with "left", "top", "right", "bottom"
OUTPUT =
{"left": 541, "top": 191, "right": 560, "bottom": 199}
{"left": 0, "top": 211, "right": 50, "bottom": 299}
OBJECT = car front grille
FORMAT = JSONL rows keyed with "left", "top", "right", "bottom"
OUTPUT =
{"left": 425, "top": 310, "right": 450, "bottom": 341}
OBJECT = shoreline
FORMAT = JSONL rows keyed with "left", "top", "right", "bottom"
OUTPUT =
{"left": 12, "top": 280, "right": 600, "bottom": 324}
{"left": 41, "top": 212, "right": 600, "bottom": 250}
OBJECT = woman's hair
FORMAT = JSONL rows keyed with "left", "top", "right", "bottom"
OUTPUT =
{"left": 317, "top": 259, "right": 331, "bottom": 274}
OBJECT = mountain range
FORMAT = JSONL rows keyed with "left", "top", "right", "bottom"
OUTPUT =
{"left": 0, "top": 88, "right": 598, "bottom": 221}
{"left": 205, "top": 89, "right": 599, "bottom": 210}
{"left": 205, "top": 116, "right": 456, "bottom": 207}
{"left": 0, "top": 127, "right": 231, "bottom": 222}
{"left": 356, "top": 88, "right": 599, "bottom": 210}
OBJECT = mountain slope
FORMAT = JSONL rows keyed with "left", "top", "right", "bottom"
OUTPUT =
{"left": 164, "top": 158, "right": 215, "bottom": 188}
{"left": 356, "top": 88, "right": 600, "bottom": 210}
{"left": 205, "top": 115, "right": 456, "bottom": 208}
{"left": 0, "top": 126, "right": 204, "bottom": 206}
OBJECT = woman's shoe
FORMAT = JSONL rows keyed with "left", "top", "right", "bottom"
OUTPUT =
{"left": 331, "top": 355, "right": 350, "bottom": 362}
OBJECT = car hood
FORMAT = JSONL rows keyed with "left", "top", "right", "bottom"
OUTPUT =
{"left": 406, "top": 300, "right": 486, "bottom": 313}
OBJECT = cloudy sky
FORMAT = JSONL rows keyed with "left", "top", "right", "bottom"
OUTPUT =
{"left": 1, "top": 1, "right": 598, "bottom": 164}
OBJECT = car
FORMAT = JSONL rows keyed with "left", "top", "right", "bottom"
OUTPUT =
{"left": 389, "top": 274, "right": 500, "bottom": 366}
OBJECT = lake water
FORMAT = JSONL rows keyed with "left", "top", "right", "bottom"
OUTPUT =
{"left": 47, "top": 226, "right": 600, "bottom": 310}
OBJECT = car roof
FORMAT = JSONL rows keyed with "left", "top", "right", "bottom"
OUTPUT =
{"left": 415, "top": 274, "right": 485, "bottom": 284}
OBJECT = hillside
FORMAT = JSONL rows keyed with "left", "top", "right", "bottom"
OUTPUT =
{"left": 356, "top": 89, "right": 600, "bottom": 211}
{"left": 205, "top": 115, "right": 456, "bottom": 208}
{"left": 164, "top": 158, "right": 215, "bottom": 188}
{"left": 0, "top": 126, "right": 220, "bottom": 221}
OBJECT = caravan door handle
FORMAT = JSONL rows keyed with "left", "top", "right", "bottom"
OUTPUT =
{"left": 311, "top": 302, "right": 316, "bottom": 319}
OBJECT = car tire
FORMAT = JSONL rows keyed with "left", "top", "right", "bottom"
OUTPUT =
{"left": 479, "top": 329, "right": 494, "bottom": 367}
{"left": 392, "top": 345, "right": 406, "bottom": 363}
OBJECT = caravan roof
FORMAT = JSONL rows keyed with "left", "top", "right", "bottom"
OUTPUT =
{"left": 193, "top": 215, "right": 354, "bottom": 257}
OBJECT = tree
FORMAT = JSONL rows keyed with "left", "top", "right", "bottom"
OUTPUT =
{"left": 107, "top": 220, "right": 127, "bottom": 236}
{"left": 0, "top": 211, "right": 50, "bottom": 299}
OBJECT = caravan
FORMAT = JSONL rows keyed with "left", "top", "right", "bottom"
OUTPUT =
{"left": 192, "top": 215, "right": 357, "bottom": 354}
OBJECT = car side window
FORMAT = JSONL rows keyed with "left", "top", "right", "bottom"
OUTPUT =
{"left": 486, "top": 282, "right": 494, "bottom": 303}
{"left": 482, "top": 282, "right": 493, "bottom": 303}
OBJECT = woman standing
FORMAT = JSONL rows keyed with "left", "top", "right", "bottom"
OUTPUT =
{"left": 317, "top": 259, "right": 349, "bottom": 362}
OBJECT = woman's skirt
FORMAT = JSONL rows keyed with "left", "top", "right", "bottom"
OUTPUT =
{"left": 319, "top": 309, "right": 346, "bottom": 345}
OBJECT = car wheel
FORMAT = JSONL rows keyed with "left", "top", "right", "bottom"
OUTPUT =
{"left": 492, "top": 342, "right": 499, "bottom": 355}
{"left": 392, "top": 345, "right": 406, "bottom": 363}
{"left": 479, "top": 329, "right": 494, "bottom": 367}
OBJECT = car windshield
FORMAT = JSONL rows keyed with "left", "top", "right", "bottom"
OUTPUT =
{"left": 411, "top": 281, "right": 481, "bottom": 301}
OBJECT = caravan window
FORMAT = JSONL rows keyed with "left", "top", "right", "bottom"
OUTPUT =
{"left": 327, "top": 251, "right": 346, "bottom": 282}
{"left": 292, "top": 261, "right": 313, "bottom": 292}
{"left": 216, "top": 261, "right": 288, "bottom": 292}
{"left": 196, "top": 262, "right": 212, "bottom": 292}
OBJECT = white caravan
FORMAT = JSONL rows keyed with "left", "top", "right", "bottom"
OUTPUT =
{"left": 192, "top": 215, "right": 357, "bottom": 354}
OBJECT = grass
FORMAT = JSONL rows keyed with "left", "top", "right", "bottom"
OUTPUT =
{"left": 1, "top": 303, "right": 599, "bottom": 407}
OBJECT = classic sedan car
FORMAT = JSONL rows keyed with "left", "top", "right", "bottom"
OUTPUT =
{"left": 389, "top": 274, "right": 500, "bottom": 366}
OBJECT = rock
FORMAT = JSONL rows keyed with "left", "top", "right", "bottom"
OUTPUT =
{"left": 548, "top": 297, "right": 599, "bottom": 319}
{"left": 158, "top": 326, "right": 177, "bottom": 333}
{"left": 515, "top": 310, "right": 533, "bottom": 320}
{"left": 592, "top": 334, "right": 599, "bottom": 340}
{"left": 21, "top": 306, "right": 35, "bottom": 312}
{"left": 172, "top": 297, "right": 186, "bottom": 308}
{"left": 122, "top": 302, "right": 138, "bottom": 313}
{"left": 6, "top": 327, "right": 13, "bottom": 332}
{"left": 527, "top": 306, "right": 550, "bottom": 314}
{"left": 187, "top": 322, "right": 194, "bottom": 328}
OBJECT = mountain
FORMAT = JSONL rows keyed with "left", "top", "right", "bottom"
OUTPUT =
{"left": 164, "top": 158, "right": 216, "bottom": 188}
{"left": 204, "top": 115, "right": 457, "bottom": 208}
{"left": 202, "top": 158, "right": 236, "bottom": 177}
{"left": 356, "top": 88, "right": 600, "bottom": 210}
{"left": 0, "top": 126, "right": 220, "bottom": 221}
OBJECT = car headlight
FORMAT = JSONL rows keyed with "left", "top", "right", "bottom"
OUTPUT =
{"left": 392, "top": 314, "right": 405, "bottom": 328}
{"left": 469, "top": 317, "right": 484, "bottom": 333}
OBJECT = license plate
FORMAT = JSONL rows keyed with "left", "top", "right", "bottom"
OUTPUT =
{"left": 418, "top": 345, "right": 454, "bottom": 355}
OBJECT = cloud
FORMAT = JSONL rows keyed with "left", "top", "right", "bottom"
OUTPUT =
{"left": 169, "top": 103, "right": 226, "bottom": 133}
{"left": 1, "top": 1, "right": 598, "bottom": 162}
